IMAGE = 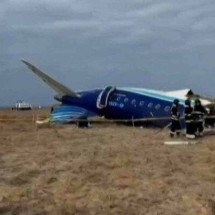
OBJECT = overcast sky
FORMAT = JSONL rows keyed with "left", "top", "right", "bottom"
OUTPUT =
{"left": 1, "top": 0, "right": 215, "bottom": 106}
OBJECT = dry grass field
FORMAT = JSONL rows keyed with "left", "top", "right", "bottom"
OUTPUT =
{"left": 1, "top": 109, "right": 215, "bottom": 215}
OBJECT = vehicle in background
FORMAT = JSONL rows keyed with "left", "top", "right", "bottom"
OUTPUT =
{"left": 14, "top": 100, "right": 32, "bottom": 110}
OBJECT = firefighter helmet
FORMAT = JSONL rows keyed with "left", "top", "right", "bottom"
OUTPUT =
{"left": 173, "top": 99, "right": 179, "bottom": 105}
{"left": 185, "top": 99, "right": 191, "bottom": 106}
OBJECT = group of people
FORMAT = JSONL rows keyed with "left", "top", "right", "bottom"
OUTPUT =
{"left": 170, "top": 98, "right": 207, "bottom": 139}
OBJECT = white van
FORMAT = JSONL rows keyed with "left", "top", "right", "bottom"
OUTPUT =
{"left": 15, "top": 101, "right": 32, "bottom": 110}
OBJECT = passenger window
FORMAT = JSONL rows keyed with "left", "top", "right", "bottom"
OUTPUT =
{"left": 164, "top": 106, "right": 170, "bottom": 112}
{"left": 131, "top": 99, "right": 136, "bottom": 106}
{"left": 131, "top": 99, "right": 136, "bottom": 104}
{"left": 155, "top": 104, "right": 161, "bottom": 110}
{"left": 139, "top": 101, "right": 144, "bottom": 106}
{"left": 148, "top": 103, "right": 153, "bottom": 108}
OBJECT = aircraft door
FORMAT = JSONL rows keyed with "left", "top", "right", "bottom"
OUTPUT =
{"left": 96, "top": 86, "right": 116, "bottom": 109}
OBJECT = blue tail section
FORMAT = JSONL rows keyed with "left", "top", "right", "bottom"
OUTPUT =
{"left": 51, "top": 105, "right": 96, "bottom": 123}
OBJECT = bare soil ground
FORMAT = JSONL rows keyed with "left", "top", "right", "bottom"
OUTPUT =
{"left": 1, "top": 109, "right": 215, "bottom": 215}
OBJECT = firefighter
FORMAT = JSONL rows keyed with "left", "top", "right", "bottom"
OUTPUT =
{"left": 193, "top": 99, "right": 207, "bottom": 137}
{"left": 184, "top": 99, "right": 195, "bottom": 139}
{"left": 205, "top": 106, "right": 215, "bottom": 128}
{"left": 170, "top": 99, "right": 181, "bottom": 137}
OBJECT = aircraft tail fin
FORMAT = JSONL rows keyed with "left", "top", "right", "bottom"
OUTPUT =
{"left": 21, "top": 60, "right": 80, "bottom": 97}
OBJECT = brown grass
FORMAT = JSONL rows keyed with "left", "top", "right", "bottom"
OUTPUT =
{"left": 1, "top": 109, "right": 215, "bottom": 214}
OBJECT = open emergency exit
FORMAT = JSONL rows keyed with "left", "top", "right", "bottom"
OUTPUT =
{"left": 96, "top": 86, "right": 116, "bottom": 109}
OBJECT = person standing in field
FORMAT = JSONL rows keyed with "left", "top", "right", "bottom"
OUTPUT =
{"left": 170, "top": 99, "right": 181, "bottom": 137}
{"left": 193, "top": 99, "right": 207, "bottom": 137}
{"left": 184, "top": 99, "right": 195, "bottom": 139}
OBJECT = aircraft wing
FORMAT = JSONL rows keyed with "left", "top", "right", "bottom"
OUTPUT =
{"left": 22, "top": 60, "right": 80, "bottom": 97}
